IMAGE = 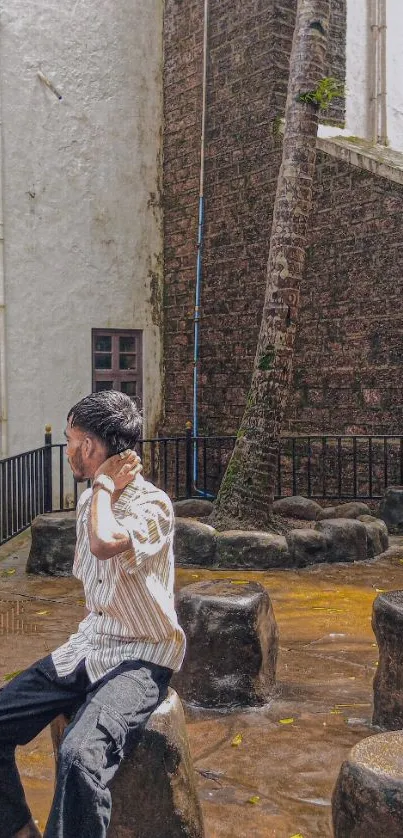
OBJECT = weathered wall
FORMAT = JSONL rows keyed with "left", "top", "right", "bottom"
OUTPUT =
{"left": 163, "top": 0, "right": 346, "bottom": 435}
{"left": 1, "top": 0, "right": 164, "bottom": 454}
{"left": 346, "top": 0, "right": 403, "bottom": 151}
{"left": 286, "top": 154, "right": 403, "bottom": 436}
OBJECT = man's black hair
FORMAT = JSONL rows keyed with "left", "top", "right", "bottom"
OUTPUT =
{"left": 67, "top": 391, "right": 142, "bottom": 456}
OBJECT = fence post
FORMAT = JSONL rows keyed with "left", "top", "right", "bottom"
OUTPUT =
{"left": 44, "top": 425, "right": 53, "bottom": 513}
{"left": 185, "top": 421, "right": 193, "bottom": 498}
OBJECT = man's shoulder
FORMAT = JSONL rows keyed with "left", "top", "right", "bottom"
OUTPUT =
{"left": 76, "top": 487, "right": 92, "bottom": 515}
{"left": 122, "top": 476, "right": 173, "bottom": 514}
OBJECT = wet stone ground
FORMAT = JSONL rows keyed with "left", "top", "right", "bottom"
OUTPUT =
{"left": 1, "top": 534, "right": 403, "bottom": 837}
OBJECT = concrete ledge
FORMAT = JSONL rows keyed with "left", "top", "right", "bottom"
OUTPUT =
{"left": 317, "top": 135, "right": 403, "bottom": 186}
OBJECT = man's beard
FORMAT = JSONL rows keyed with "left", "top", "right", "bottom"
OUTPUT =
{"left": 69, "top": 446, "right": 87, "bottom": 482}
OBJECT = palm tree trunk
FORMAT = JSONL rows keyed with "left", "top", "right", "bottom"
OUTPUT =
{"left": 212, "top": 0, "right": 331, "bottom": 529}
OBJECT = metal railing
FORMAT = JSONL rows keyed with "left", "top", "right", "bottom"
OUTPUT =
{"left": 0, "top": 429, "right": 402, "bottom": 545}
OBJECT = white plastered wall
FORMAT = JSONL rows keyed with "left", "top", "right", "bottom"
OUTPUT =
{"left": 346, "top": 0, "right": 403, "bottom": 152}
{"left": 0, "top": 0, "right": 164, "bottom": 455}
{"left": 346, "top": 0, "right": 369, "bottom": 139}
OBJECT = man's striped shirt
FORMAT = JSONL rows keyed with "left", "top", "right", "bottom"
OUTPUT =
{"left": 52, "top": 475, "right": 186, "bottom": 683}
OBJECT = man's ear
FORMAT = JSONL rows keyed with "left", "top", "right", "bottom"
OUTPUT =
{"left": 82, "top": 435, "right": 96, "bottom": 459}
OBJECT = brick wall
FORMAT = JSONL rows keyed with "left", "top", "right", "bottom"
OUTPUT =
{"left": 163, "top": 0, "right": 360, "bottom": 437}
{"left": 286, "top": 156, "right": 403, "bottom": 435}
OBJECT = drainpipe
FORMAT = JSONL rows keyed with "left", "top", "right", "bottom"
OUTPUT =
{"left": 378, "top": 0, "right": 387, "bottom": 144}
{"left": 192, "top": 0, "right": 209, "bottom": 488}
{"left": 368, "top": 0, "right": 387, "bottom": 144}
{"left": 0, "top": 77, "right": 7, "bottom": 457}
{"left": 368, "top": 0, "right": 377, "bottom": 142}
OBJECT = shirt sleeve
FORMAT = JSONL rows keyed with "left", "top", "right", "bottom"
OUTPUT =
{"left": 117, "top": 493, "right": 174, "bottom": 572}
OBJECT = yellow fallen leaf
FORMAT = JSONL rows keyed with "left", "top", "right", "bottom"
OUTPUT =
{"left": 191, "top": 574, "right": 199, "bottom": 578}
{"left": 3, "top": 670, "right": 22, "bottom": 681}
{"left": 279, "top": 718, "right": 294, "bottom": 725}
{"left": 231, "top": 733, "right": 243, "bottom": 746}
{"left": 35, "top": 610, "right": 50, "bottom": 616}
{"left": 0, "top": 568, "right": 16, "bottom": 576}
{"left": 76, "top": 599, "right": 86, "bottom": 606}
{"left": 375, "top": 588, "right": 386, "bottom": 593}
{"left": 290, "top": 834, "right": 305, "bottom": 838}
{"left": 247, "top": 795, "right": 260, "bottom": 804}
{"left": 330, "top": 709, "right": 342, "bottom": 715}
{"left": 231, "top": 580, "right": 249, "bottom": 585}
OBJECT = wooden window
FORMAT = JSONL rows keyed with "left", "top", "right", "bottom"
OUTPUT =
{"left": 92, "top": 329, "right": 142, "bottom": 405}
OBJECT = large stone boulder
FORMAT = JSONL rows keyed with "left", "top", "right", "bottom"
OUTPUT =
{"left": 360, "top": 518, "right": 389, "bottom": 558}
{"left": 372, "top": 591, "right": 403, "bottom": 729}
{"left": 332, "top": 731, "right": 403, "bottom": 837}
{"left": 215, "top": 530, "right": 289, "bottom": 569}
{"left": 26, "top": 512, "right": 76, "bottom": 576}
{"left": 286, "top": 528, "right": 328, "bottom": 568}
{"left": 173, "top": 580, "right": 278, "bottom": 708}
{"left": 317, "top": 501, "right": 371, "bottom": 521}
{"left": 173, "top": 499, "right": 214, "bottom": 518}
{"left": 51, "top": 689, "right": 205, "bottom": 838}
{"left": 272, "top": 495, "right": 322, "bottom": 520}
{"left": 314, "top": 518, "right": 367, "bottom": 563}
{"left": 174, "top": 518, "right": 217, "bottom": 567}
{"left": 379, "top": 486, "right": 403, "bottom": 532}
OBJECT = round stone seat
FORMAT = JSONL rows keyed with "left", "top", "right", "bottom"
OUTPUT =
{"left": 51, "top": 688, "right": 205, "bottom": 838}
{"left": 26, "top": 511, "right": 76, "bottom": 576}
{"left": 372, "top": 590, "right": 403, "bottom": 729}
{"left": 173, "top": 579, "right": 278, "bottom": 708}
{"left": 332, "top": 731, "right": 403, "bottom": 837}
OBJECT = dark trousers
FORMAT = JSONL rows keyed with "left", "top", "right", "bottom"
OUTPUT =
{"left": 0, "top": 655, "right": 172, "bottom": 838}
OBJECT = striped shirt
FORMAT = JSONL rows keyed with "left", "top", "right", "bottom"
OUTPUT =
{"left": 52, "top": 475, "right": 186, "bottom": 683}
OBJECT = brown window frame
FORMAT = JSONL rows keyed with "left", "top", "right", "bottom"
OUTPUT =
{"left": 92, "top": 328, "right": 143, "bottom": 405}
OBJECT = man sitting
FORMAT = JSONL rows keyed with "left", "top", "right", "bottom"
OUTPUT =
{"left": 0, "top": 390, "right": 185, "bottom": 838}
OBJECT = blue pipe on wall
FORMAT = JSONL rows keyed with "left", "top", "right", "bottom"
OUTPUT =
{"left": 192, "top": 0, "right": 212, "bottom": 497}
{"left": 193, "top": 194, "right": 204, "bottom": 450}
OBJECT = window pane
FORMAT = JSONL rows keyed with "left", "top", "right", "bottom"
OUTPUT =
{"left": 94, "top": 335, "right": 112, "bottom": 352}
{"left": 119, "top": 354, "right": 136, "bottom": 371}
{"left": 121, "top": 381, "right": 137, "bottom": 397}
{"left": 95, "top": 381, "right": 113, "bottom": 391}
{"left": 119, "top": 336, "right": 136, "bottom": 353}
{"left": 94, "top": 353, "right": 112, "bottom": 369}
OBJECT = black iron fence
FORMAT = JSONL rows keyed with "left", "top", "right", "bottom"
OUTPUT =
{"left": 0, "top": 429, "right": 402, "bottom": 545}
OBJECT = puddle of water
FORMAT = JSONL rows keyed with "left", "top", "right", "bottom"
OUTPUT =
{"left": 1, "top": 537, "right": 403, "bottom": 836}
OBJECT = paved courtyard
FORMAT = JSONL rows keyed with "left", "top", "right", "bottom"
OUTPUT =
{"left": 1, "top": 533, "right": 403, "bottom": 837}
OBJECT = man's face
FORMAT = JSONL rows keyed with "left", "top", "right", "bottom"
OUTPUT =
{"left": 65, "top": 421, "right": 89, "bottom": 481}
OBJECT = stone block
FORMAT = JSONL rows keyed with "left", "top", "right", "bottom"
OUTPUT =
{"left": 272, "top": 495, "right": 322, "bottom": 520}
{"left": 51, "top": 689, "right": 205, "bottom": 838}
{"left": 173, "top": 580, "right": 278, "bottom": 708}
{"left": 215, "top": 530, "right": 288, "bottom": 569}
{"left": 314, "top": 518, "right": 367, "bottom": 563}
{"left": 361, "top": 518, "right": 389, "bottom": 558}
{"left": 317, "top": 501, "right": 371, "bottom": 521}
{"left": 332, "top": 731, "right": 403, "bottom": 837}
{"left": 286, "top": 528, "right": 328, "bottom": 567}
{"left": 379, "top": 486, "right": 403, "bottom": 532}
{"left": 26, "top": 512, "right": 76, "bottom": 576}
{"left": 173, "top": 499, "right": 214, "bottom": 518}
{"left": 174, "top": 518, "right": 217, "bottom": 566}
{"left": 372, "top": 591, "right": 403, "bottom": 729}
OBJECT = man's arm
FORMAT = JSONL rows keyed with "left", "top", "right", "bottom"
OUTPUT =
{"left": 89, "top": 451, "right": 141, "bottom": 560}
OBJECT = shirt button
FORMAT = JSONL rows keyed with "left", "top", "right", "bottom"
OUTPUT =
{"left": 98, "top": 611, "right": 103, "bottom": 616}
{"left": 98, "top": 579, "right": 102, "bottom": 584}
